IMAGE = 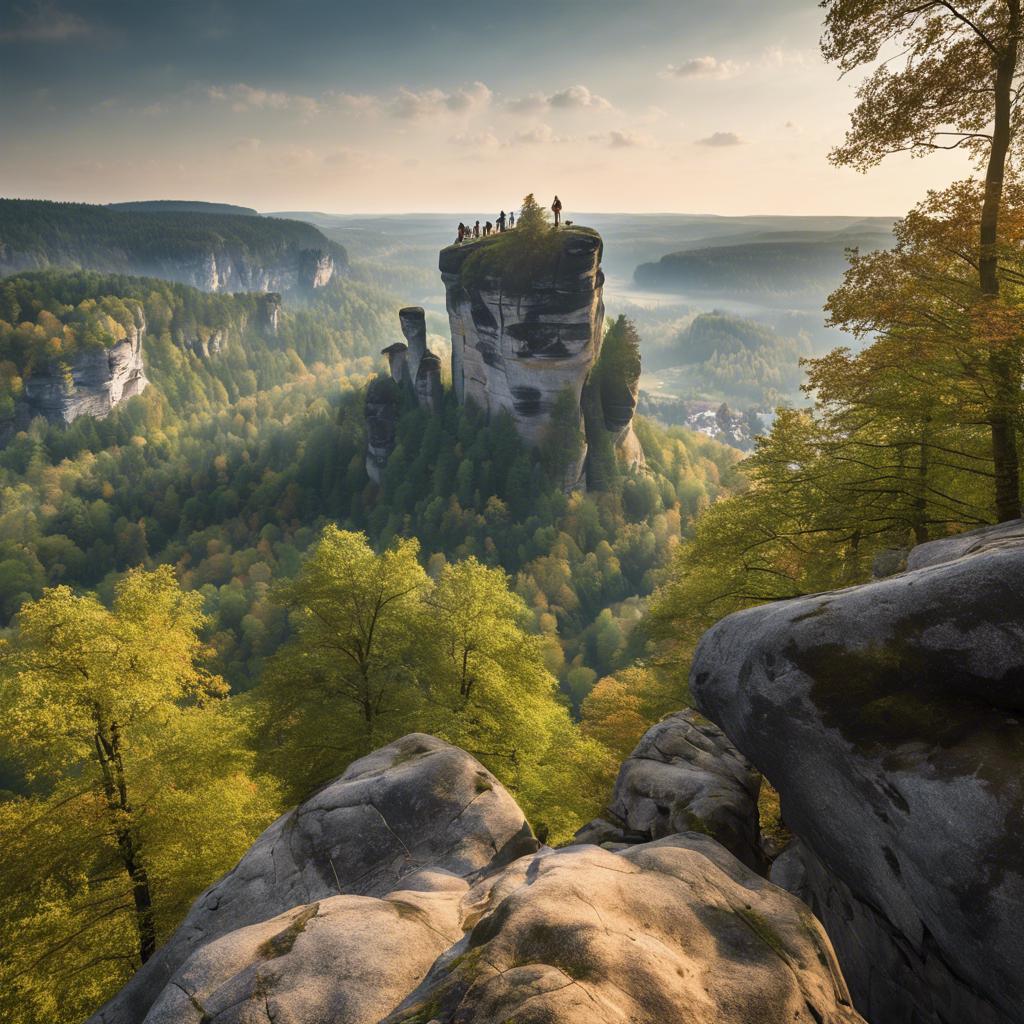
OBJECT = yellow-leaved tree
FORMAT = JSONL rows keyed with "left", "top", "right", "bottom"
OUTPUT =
{"left": 0, "top": 566, "right": 279, "bottom": 1024}
{"left": 256, "top": 527, "right": 615, "bottom": 843}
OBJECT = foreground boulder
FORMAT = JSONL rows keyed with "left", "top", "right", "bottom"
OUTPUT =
{"left": 609, "top": 709, "right": 765, "bottom": 872}
{"left": 143, "top": 877, "right": 468, "bottom": 1024}
{"left": 94, "top": 732, "right": 865, "bottom": 1024}
{"left": 691, "top": 520, "right": 1024, "bottom": 1024}
{"left": 386, "top": 835, "right": 863, "bottom": 1024}
{"left": 89, "top": 733, "right": 537, "bottom": 1024}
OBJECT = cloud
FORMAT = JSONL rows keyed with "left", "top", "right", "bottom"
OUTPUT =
{"left": 0, "top": 1, "right": 92, "bottom": 42}
{"left": 328, "top": 92, "right": 379, "bottom": 113}
{"left": 512, "top": 123, "right": 566, "bottom": 145}
{"left": 695, "top": 131, "right": 744, "bottom": 147}
{"left": 449, "top": 130, "right": 499, "bottom": 148}
{"left": 230, "top": 137, "right": 262, "bottom": 153}
{"left": 548, "top": 84, "right": 611, "bottom": 110}
{"left": 591, "top": 130, "right": 653, "bottom": 149}
{"left": 663, "top": 56, "right": 739, "bottom": 80}
{"left": 390, "top": 81, "right": 492, "bottom": 119}
{"left": 760, "top": 46, "right": 814, "bottom": 70}
{"left": 208, "top": 84, "right": 320, "bottom": 118}
{"left": 506, "top": 84, "right": 611, "bottom": 114}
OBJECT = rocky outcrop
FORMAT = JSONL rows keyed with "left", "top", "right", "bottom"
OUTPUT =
{"left": 364, "top": 375, "right": 401, "bottom": 484}
{"left": 414, "top": 350, "right": 443, "bottom": 414}
{"left": 297, "top": 248, "right": 334, "bottom": 289}
{"left": 95, "top": 732, "right": 864, "bottom": 1024}
{"left": 439, "top": 229, "right": 604, "bottom": 489}
{"left": 89, "top": 734, "right": 538, "bottom": 1024}
{"left": 690, "top": 520, "right": 1024, "bottom": 1024}
{"left": 182, "top": 329, "right": 225, "bottom": 360}
{"left": 386, "top": 835, "right": 863, "bottom": 1024}
{"left": 259, "top": 292, "right": 281, "bottom": 334}
{"left": 17, "top": 307, "right": 148, "bottom": 427}
{"left": 382, "top": 342, "right": 409, "bottom": 386}
{"left": 400, "top": 307, "right": 428, "bottom": 385}
{"left": 367, "top": 309, "right": 445, "bottom": 474}
{"left": 607, "top": 710, "right": 765, "bottom": 873}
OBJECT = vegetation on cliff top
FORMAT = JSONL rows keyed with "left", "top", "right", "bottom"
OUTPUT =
{"left": 0, "top": 199, "right": 346, "bottom": 276}
{"left": 454, "top": 194, "right": 599, "bottom": 295}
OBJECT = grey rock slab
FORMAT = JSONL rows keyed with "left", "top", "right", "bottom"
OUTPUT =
{"left": 385, "top": 834, "right": 865, "bottom": 1024}
{"left": 691, "top": 536, "right": 1024, "bottom": 1024}
{"left": 88, "top": 733, "right": 537, "bottom": 1024}
{"left": 610, "top": 709, "right": 765, "bottom": 873}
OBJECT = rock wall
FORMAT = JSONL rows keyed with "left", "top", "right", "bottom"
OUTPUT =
{"left": 364, "top": 376, "right": 400, "bottom": 484}
{"left": 439, "top": 229, "right": 605, "bottom": 488}
{"left": 690, "top": 520, "right": 1024, "bottom": 1024}
{"left": 297, "top": 248, "right": 335, "bottom": 290}
{"left": 15, "top": 307, "right": 148, "bottom": 429}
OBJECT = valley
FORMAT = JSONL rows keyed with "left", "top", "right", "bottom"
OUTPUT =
{"left": 1, "top": 1, "right": 1022, "bottom": 1019}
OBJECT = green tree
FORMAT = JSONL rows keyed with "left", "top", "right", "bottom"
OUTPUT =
{"left": 823, "top": 0, "right": 1024, "bottom": 518}
{"left": 257, "top": 527, "right": 429, "bottom": 797}
{"left": 423, "top": 557, "right": 561, "bottom": 775}
{"left": 0, "top": 566, "right": 277, "bottom": 1024}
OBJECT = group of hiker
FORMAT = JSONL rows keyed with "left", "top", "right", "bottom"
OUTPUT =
{"left": 455, "top": 195, "right": 563, "bottom": 244}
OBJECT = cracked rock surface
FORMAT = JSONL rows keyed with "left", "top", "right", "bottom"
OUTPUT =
{"left": 609, "top": 709, "right": 765, "bottom": 872}
{"left": 691, "top": 521, "right": 1024, "bottom": 1024}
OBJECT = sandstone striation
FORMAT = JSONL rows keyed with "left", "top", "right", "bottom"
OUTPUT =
{"left": 94, "top": 731, "right": 863, "bottom": 1024}
{"left": 690, "top": 520, "right": 1024, "bottom": 1024}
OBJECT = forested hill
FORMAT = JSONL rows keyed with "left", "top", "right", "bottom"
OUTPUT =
{"left": 634, "top": 226, "right": 892, "bottom": 301}
{"left": 0, "top": 199, "right": 347, "bottom": 292}
{"left": 107, "top": 200, "right": 260, "bottom": 216}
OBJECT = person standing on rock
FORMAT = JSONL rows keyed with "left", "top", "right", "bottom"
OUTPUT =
{"left": 484, "top": 221, "right": 492, "bottom": 236}
{"left": 473, "top": 220, "right": 480, "bottom": 238}
{"left": 457, "top": 222, "right": 466, "bottom": 243}
{"left": 508, "top": 210, "right": 515, "bottom": 227}
{"left": 497, "top": 210, "right": 506, "bottom": 232}
{"left": 552, "top": 196, "right": 562, "bottom": 227}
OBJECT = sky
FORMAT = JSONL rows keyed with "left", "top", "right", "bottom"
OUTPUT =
{"left": 0, "top": 0, "right": 974, "bottom": 215}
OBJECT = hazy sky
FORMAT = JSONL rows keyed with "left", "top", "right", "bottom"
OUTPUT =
{"left": 0, "top": 0, "right": 973, "bottom": 214}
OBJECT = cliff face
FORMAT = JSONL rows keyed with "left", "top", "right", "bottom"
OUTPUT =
{"left": 170, "top": 248, "right": 334, "bottom": 293}
{"left": 0, "top": 200, "right": 346, "bottom": 294}
{"left": 365, "top": 229, "right": 644, "bottom": 490}
{"left": 439, "top": 231, "right": 604, "bottom": 488}
{"left": 437, "top": 228, "right": 645, "bottom": 489}
{"left": 15, "top": 308, "right": 148, "bottom": 430}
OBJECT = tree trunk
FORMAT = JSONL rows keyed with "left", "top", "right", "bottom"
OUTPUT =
{"left": 981, "top": 3, "right": 1021, "bottom": 522}
{"left": 912, "top": 423, "right": 930, "bottom": 545}
{"left": 94, "top": 721, "right": 157, "bottom": 964}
